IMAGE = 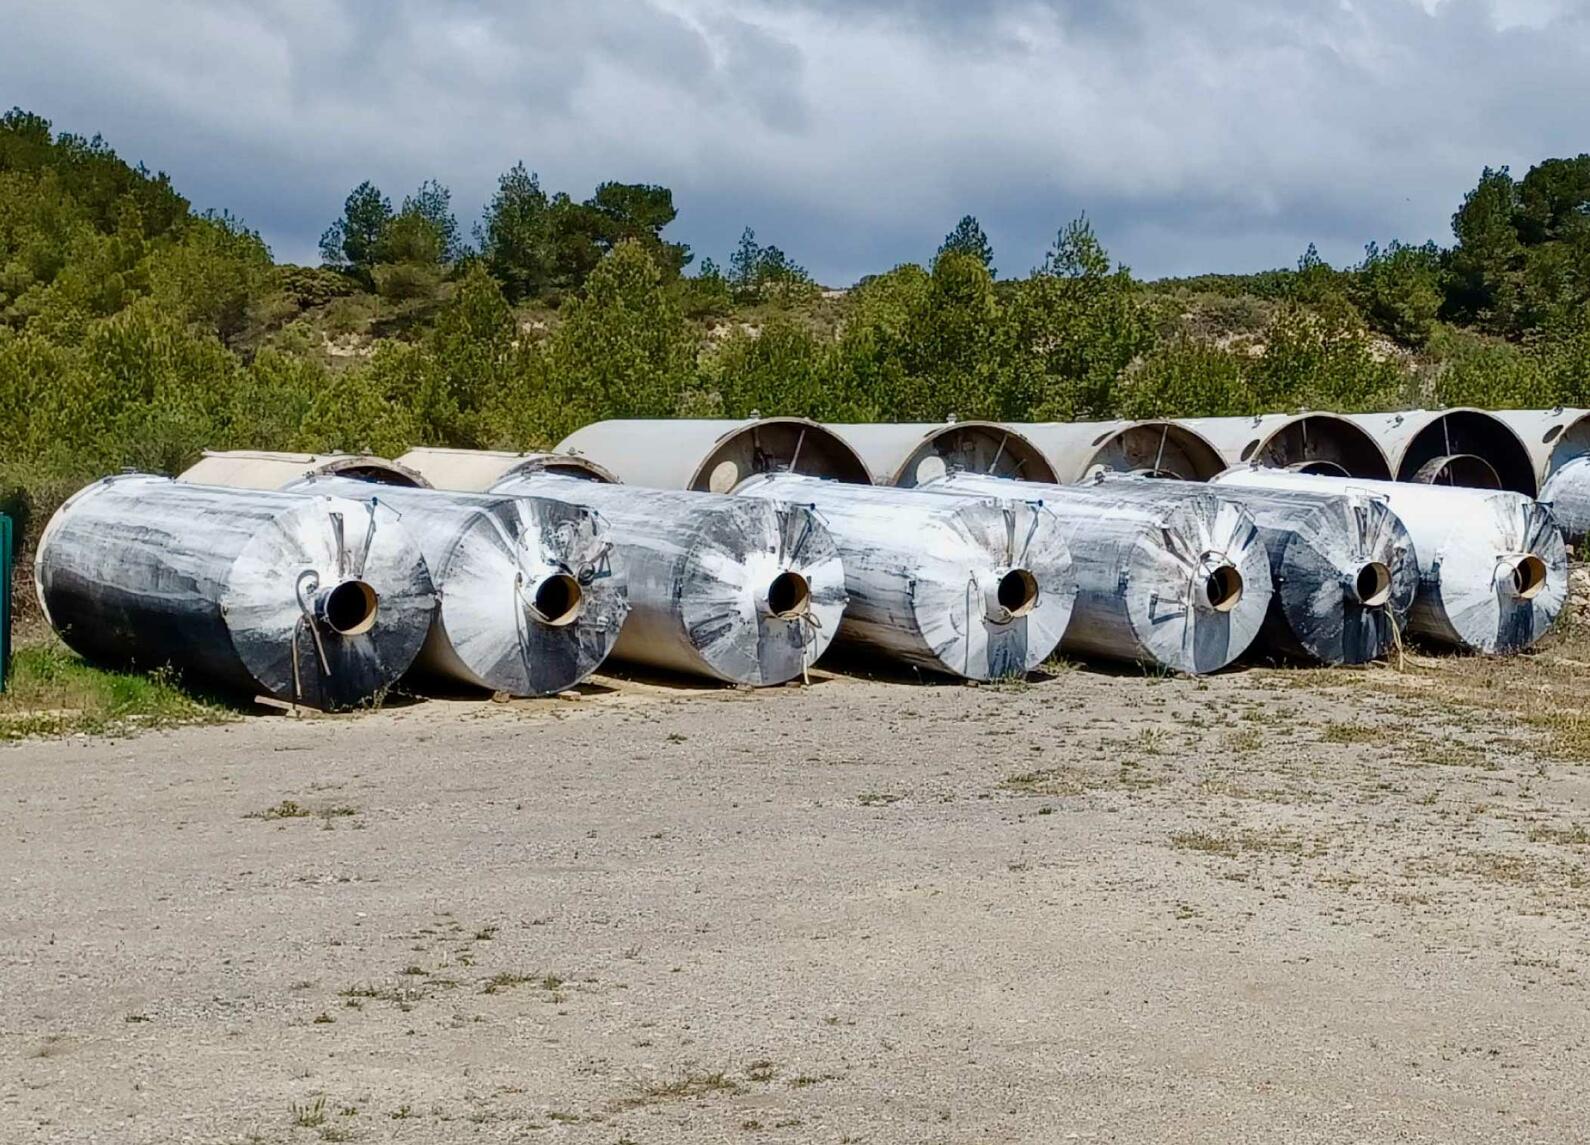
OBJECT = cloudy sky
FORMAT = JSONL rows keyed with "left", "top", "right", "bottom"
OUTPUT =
{"left": 4, "top": 0, "right": 1586, "bottom": 283}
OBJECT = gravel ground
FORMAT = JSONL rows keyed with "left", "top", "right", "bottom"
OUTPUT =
{"left": 3, "top": 658, "right": 1589, "bottom": 1144}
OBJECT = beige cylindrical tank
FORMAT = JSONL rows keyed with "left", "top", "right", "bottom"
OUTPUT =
{"left": 1016, "top": 420, "right": 1226, "bottom": 483}
{"left": 1176, "top": 414, "right": 1392, "bottom": 479}
{"left": 397, "top": 447, "right": 617, "bottom": 491}
{"left": 555, "top": 418, "right": 872, "bottom": 492}
{"left": 824, "top": 421, "right": 1058, "bottom": 486}
{"left": 1490, "top": 409, "right": 1590, "bottom": 487}
{"left": 1347, "top": 410, "right": 1537, "bottom": 495}
{"left": 179, "top": 450, "right": 429, "bottom": 490}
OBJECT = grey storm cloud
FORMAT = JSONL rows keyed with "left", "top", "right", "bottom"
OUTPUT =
{"left": 2, "top": 0, "right": 1586, "bottom": 282}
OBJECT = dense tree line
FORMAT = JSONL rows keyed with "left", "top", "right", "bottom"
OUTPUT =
{"left": 4, "top": 104, "right": 1590, "bottom": 575}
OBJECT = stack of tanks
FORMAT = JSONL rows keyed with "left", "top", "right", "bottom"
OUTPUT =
{"left": 33, "top": 408, "right": 1579, "bottom": 710}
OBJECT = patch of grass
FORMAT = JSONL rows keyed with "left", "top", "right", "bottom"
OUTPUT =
{"left": 856, "top": 791, "right": 901, "bottom": 806}
{"left": 999, "top": 766, "right": 1115, "bottom": 797}
{"left": 1319, "top": 722, "right": 1381, "bottom": 744}
{"left": 291, "top": 1096, "right": 327, "bottom": 1128}
{"left": 1528, "top": 824, "right": 1590, "bottom": 846}
{"left": 1171, "top": 829, "right": 1313, "bottom": 857}
{"left": 246, "top": 799, "right": 358, "bottom": 822}
{"left": 0, "top": 640, "right": 229, "bottom": 741}
{"left": 616, "top": 1070, "right": 740, "bottom": 1108}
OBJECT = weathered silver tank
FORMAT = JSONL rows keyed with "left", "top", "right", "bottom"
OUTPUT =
{"left": 920, "top": 471, "right": 1271, "bottom": 674}
{"left": 1176, "top": 414, "right": 1392, "bottom": 478}
{"left": 1214, "top": 468, "right": 1566, "bottom": 653}
{"left": 1112, "top": 474, "right": 1417, "bottom": 664}
{"left": 35, "top": 475, "right": 436, "bottom": 710}
{"left": 825, "top": 421, "right": 1058, "bottom": 486}
{"left": 292, "top": 476, "right": 628, "bottom": 696}
{"left": 1495, "top": 410, "right": 1590, "bottom": 544}
{"left": 555, "top": 418, "right": 872, "bottom": 492}
{"left": 490, "top": 472, "right": 846, "bottom": 685}
{"left": 735, "top": 473, "right": 1075, "bottom": 681}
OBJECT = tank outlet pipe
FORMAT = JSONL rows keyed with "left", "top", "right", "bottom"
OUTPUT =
{"left": 919, "top": 471, "right": 1272, "bottom": 674}
{"left": 34, "top": 475, "right": 436, "bottom": 711}
{"left": 291, "top": 477, "right": 629, "bottom": 696}
{"left": 1213, "top": 467, "right": 1566, "bottom": 653}
{"left": 490, "top": 473, "right": 846, "bottom": 685}
{"left": 735, "top": 473, "right": 1075, "bottom": 681}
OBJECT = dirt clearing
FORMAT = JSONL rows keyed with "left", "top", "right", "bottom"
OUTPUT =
{"left": 4, "top": 642, "right": 1590, "bottom": 1143}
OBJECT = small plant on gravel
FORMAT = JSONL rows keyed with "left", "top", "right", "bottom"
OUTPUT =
{"left": 856, "top": 791, "right": 901, "bottom": 806}
{"left": 250, "top": 800, "right": 312, "bottom": 820}
{"left": 291, "top": 1095, "right": 327, "bottom": 1127}
{"left": 616, "top": 1070, "right": 740, "bottom": 1108}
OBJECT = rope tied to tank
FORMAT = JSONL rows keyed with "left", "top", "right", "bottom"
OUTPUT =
{"left": 291, "top": 569, "right": 332, "bottom": 706}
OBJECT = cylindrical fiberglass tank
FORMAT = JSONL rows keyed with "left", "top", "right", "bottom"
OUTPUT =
{"left": 735, "top": 473, "right": 1075, "bottom": 681}
{"left": 294, "top": 477, "right": 628, "bottom": 696}
{"left": 35, "top": 475, "right": 436, "bottom": 710}
{"left": 490, "top": 473, "right": 846, "bottom": 684}
{"left": 1214, "top": 468, "right": 1566, "bottom": 653}
{"left": 921, "top": 471, "right": 1272, "bottom": 674}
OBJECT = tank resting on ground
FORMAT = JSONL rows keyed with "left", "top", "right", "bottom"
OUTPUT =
{"left": 916, "top": 471, "right": 1271, "bottom": 674}
{"left": 35, "top": 475, "right": 436, "bottom": 710}
{"left": 291, "top": 477, "right": 628, "bottom": 696}
{"left": 1104, "top": 475, "right": 1417, "bottom": 664}
{"left": 1347, "top": 410, "right": 1537, "bottom": 494}
{"left": 735, "top": 473, "right": 1075, "bottom": 681}
{"left": 555, "top": 418, "right": 872, "bottom": 492}
{"left": 1013, "top": 420, "right": 1226, "bottom": 483}
{"left": 396, "top": 447, "right": 617, "bottom": 491}
{"left": 178, "top": 450, "right": 429, "bottom": 490}
{"left": 1213, "top": 468, "right": 1566, "bottom": 654}
{"left": 1175, "top": 414, "right": 1392, "bottom": 479}
{"left": 825, "top": 421, "right": 1058, "bottom": 486}
{"left": 489, "top": 472, "right": 846, "bottom": 685}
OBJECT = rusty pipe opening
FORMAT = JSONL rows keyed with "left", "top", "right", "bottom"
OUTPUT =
{"left": 1204, "top": 564, "right": 1244, "bottom": 613}
{"left": 996, "top": 568, "right": 1041, "bottom": 619}
{"left": 1508, "top": 554, "right": 1548, "bottom": 601}
{"left": 766, "top": 571, "right": 812, "bottom": 619}
{"left": 530, "top": 572, "right": 584, "bottom": 627}
{"left": 317, "top": 579, "right": 380, "bottom": 637}
{"left": 1353, "top": 561, "right": 1393, "bottom": 607}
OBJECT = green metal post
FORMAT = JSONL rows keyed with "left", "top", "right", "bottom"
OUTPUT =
{"left": 0, "top": 515, "right": 10, "bottom": 692}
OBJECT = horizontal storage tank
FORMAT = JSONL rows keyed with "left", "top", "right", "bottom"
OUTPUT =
{"left": 1214, "top": 468, "right": 1566, "bottom": 653}
{"left": 491, "top": 473, "right": 846, "bottom": 685}
{"left": 918, "top": 472, "right": 1271, "bottom": 674}
{"left": 1492, "top": 408, "right": 1590, "bottom": 486}
{"left": 556, "top": 418, "right": 872, "bottom": 492}
{"left": 293, "top": 477, "right": 628, "bottom": 696}
{"left": 35, "top": 475, "right": 436, "bottom": 710}
{"left": 179, "top": 450, "right": 428, "bottom": 489}
{"left": 1177, "top": 414, "right": 1392, "bottom": 478}
{"left": 396, "top": 447, "right": 617, "bottom": 491}
{"left": 825, "top": 421, "right": 1058, "bottom": 486}
{"left": 1017, "top": 420, "right": 1226, "bottom": 483}
{"left": 1348, "top": 410, "right": 1537, "bottom": 494}
{"left": 736, "top": 473, "right": 1075, "bottom": 681}
{"left": 1144, "top": 476, "right": 1417, "bottom": 663}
